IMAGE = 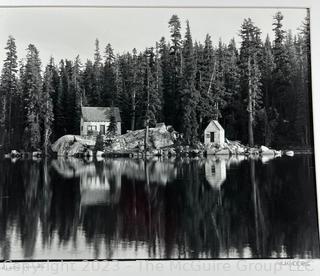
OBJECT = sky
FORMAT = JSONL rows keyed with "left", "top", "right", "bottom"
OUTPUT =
{"left": 0, "top": 7, "right": 307, "bottom": 69}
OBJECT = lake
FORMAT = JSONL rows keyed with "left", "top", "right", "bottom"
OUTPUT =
{"left": 0, "top": 155, "right": 319, "bottom": 260}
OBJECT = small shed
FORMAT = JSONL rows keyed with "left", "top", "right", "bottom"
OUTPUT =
{"left": 204, "top": 120, "right": 225, "bottom": 146}
{"left": 80, "top": 106, "right": 121, "bottom": 136}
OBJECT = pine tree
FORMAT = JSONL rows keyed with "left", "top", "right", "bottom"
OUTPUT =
{"left": 181, "top": 21, "right": 199, "bottom": 145}
{"left": 159, "top": 37, "right": 172, "bottom": 126}
{"left": 261, "top": 35, "right": 277, "bottom": 146}
{"left": 92, "top": 39, "right": 103, "bottom": 105}
{"left": 46, "top": 57, "right": 60, "bottom": 141}
{"left": 81, "top": 59, "right": 94, "bottom": 105}
{"left": 196, "top": 34, "right": 215, "bottom": 135}
{"left": 223, "top": 38, "right": 241, "bottom": 139}
{"left": 154, "top": 42, "right": 163, "bottom": 122}
{"left": 247, "top": 54, "right": 262, "bottom": 146}
{"left": 143, "top": 48, "right": 162, "bottom": 127}
{"left": 70, "top": 56, "right": 82, "bottom": 134}
{"left": 107, "top": 112, "right": 117, "bottom": 136}
{"left": 295, "top": 10, "right": 312, "bottom": 147}
{"left": 94, "top": 132, "right": 104, "bottom": 151}
{"left": 102, "top": 43, "right": 117, "bottom": 106}
{"left": 168, "top": 15, "right": 183, "bottom": 131}
{"left": 212, "top": 40, "right": 227, "bottom": 120}
{"left": 41, "top": 64, "right": 54, "bottom": 155}
{"left": 130, "top": 49, "right": 139, "bottom": 130}
{"left": 272, "top": 11, "right": 292, "bottom": 146}
{"left": 56, "top": 60, "right": 67, "bottom": 137}
{"left": 0, "top": 36, "right": 18, "bottom": 151}
{"left": 21, "top": 44, "right": 43, "bottom": 151}
{"left": 115, "top": 51, "right": 141, "bottom": 132}
{"left": 239, "top": 18, "right": 263, "bottom": 145}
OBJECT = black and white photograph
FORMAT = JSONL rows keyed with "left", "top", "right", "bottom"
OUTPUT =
{"left": 0, "top": 5, "right": 319, "bottom": 261}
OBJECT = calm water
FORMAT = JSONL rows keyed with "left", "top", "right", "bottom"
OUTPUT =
{"left": 0, "top": 155, "right": 319, "bottom": 260}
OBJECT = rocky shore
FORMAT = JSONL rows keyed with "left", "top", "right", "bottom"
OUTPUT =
{"left": 47, "top": 124, "right": 294, "bottom": 159}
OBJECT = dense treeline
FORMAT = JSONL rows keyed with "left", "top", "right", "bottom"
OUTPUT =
{"left": 0, "top": 11, "right": 312, "bottom": 153}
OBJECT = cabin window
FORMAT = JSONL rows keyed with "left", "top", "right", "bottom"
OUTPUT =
{"left": 211, "top": 165, "right": 216, "bottom": 175}
{"left": 87, "top": 125, "right": 97, "bottom": 131}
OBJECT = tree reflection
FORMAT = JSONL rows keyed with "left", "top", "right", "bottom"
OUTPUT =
{"left": 0, "top": 155, "right": 319, "bottom": 259}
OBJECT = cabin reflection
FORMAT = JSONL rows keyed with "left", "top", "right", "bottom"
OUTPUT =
{"left": 51, "top": 158, "right": 178, "bottom": 207}
{"left": 205, "top": 157, "right": 227, "bottom": 189}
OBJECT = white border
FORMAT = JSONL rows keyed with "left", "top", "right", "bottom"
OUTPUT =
{"left": 0, "top": 0, "right": 319, "bottom": 275}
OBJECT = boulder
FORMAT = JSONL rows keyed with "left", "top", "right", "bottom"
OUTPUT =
{"left": 285, "top": 150, "right": 294, "bottom": 157}
{"left": 260, "top": 146, "right": 274, "bottom": 155}
{"left": 206, "top": 148, "right": 216, "bottom": 155}
{"left": 247, "top": 148, "right": 259, "bottom": 155}
{"left": 260, "top": 145, "right": 270, "bottom": 152}
{"left": 32, "top": 151, "right": 42, "bottom": 157}
{"left": 236, "top": 146, "right": 245, "bottom": 154}
{"left": 11, "top": 150, "right": 21, "bottom": 157}
{"left": 274, "top": 150, "right": 282, "bottom": 157}
{"left": 110, "top": 140, "right": 123, "bottom": 151}
{"left": 216, "top": 148, "right": 231, "bottom": 155}
{"left": 96, "top": 151, "right": 104, "bottom": 157}
{"left": 52, "top": 135, "right": 95, "bottom": 156}
{"left": 67, "top": 142, "right": 85, "bottom": 157}
{"left": 260, "top": 150, "right": 275, "bottom": 156}
{"left": 110, "top": 124, "right": 174, "bottom": 151}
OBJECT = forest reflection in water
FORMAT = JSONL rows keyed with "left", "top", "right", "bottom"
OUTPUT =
{"left": 0, "top": 155, "right": 319, "bottom": 260}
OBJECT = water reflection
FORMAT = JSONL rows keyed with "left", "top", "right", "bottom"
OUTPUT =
{"left": 0, "top": 155, "right": 319, "bottom": 259}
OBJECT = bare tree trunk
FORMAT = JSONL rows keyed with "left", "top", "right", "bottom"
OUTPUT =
{"left": 44, "top": 128, "right": 49, "bottom": 156}
{"left": 248, "top": 97, "right": 254, "bottom": 147}
{"left": 144, "top": 66, "right": 150, "bottom": 152}
{"left": 207, "top": 61, "right": 216, "bottom": 95}
{"left": 0, "top": 96, "right": 7, "bottom": 150}
{"left": 248, "top": 57, "right": 254, "bottom": 147}
{"left": 264, "top": 85, "right": 271, "bottom": 147}
{"left": 131, "top": 90, "right": 136, "bottom": 131}
{"left": 8, "top": 95, "right": 12, "bottom": 149}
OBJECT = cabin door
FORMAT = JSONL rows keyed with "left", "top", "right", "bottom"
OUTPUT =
{"left": 210, "top": 132, "right": 215, "bottom": 143}
{"left": 100, "top": 125, "right": 105, "bottom": 134}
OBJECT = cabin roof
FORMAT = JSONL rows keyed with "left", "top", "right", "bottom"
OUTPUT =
{"left": 205, "top": 120, "right": 224, "bottom": 132}
{"left": 81, "top": 106, "right": 121, "bottom": 122}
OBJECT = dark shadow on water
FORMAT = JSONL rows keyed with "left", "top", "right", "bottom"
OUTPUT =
{"left": 0, "top": 155, "right": 319, "bottom": 259}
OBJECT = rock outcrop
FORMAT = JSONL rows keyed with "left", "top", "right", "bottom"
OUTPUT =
{"left": 51, "top": 135, "right": 95, "bottom": 156}
{"left": 51, "top": 124, "right": 176, "bottom": 157}
{"left": 205, "top": 139, "right": 281, "bottom": 157}
{"left": 109, "top": 124, "right": 175, "bottom": 151}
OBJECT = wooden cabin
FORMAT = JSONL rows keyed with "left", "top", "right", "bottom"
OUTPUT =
{"left": 80, "top": 106, "right": 121, "bottom": 136}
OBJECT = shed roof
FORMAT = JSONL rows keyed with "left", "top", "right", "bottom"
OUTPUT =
{"left": 81, "top": 106, "right": 121, "bottom": 122}
{"left": 205, "top": 120, "right": 224, "bottom": 131}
